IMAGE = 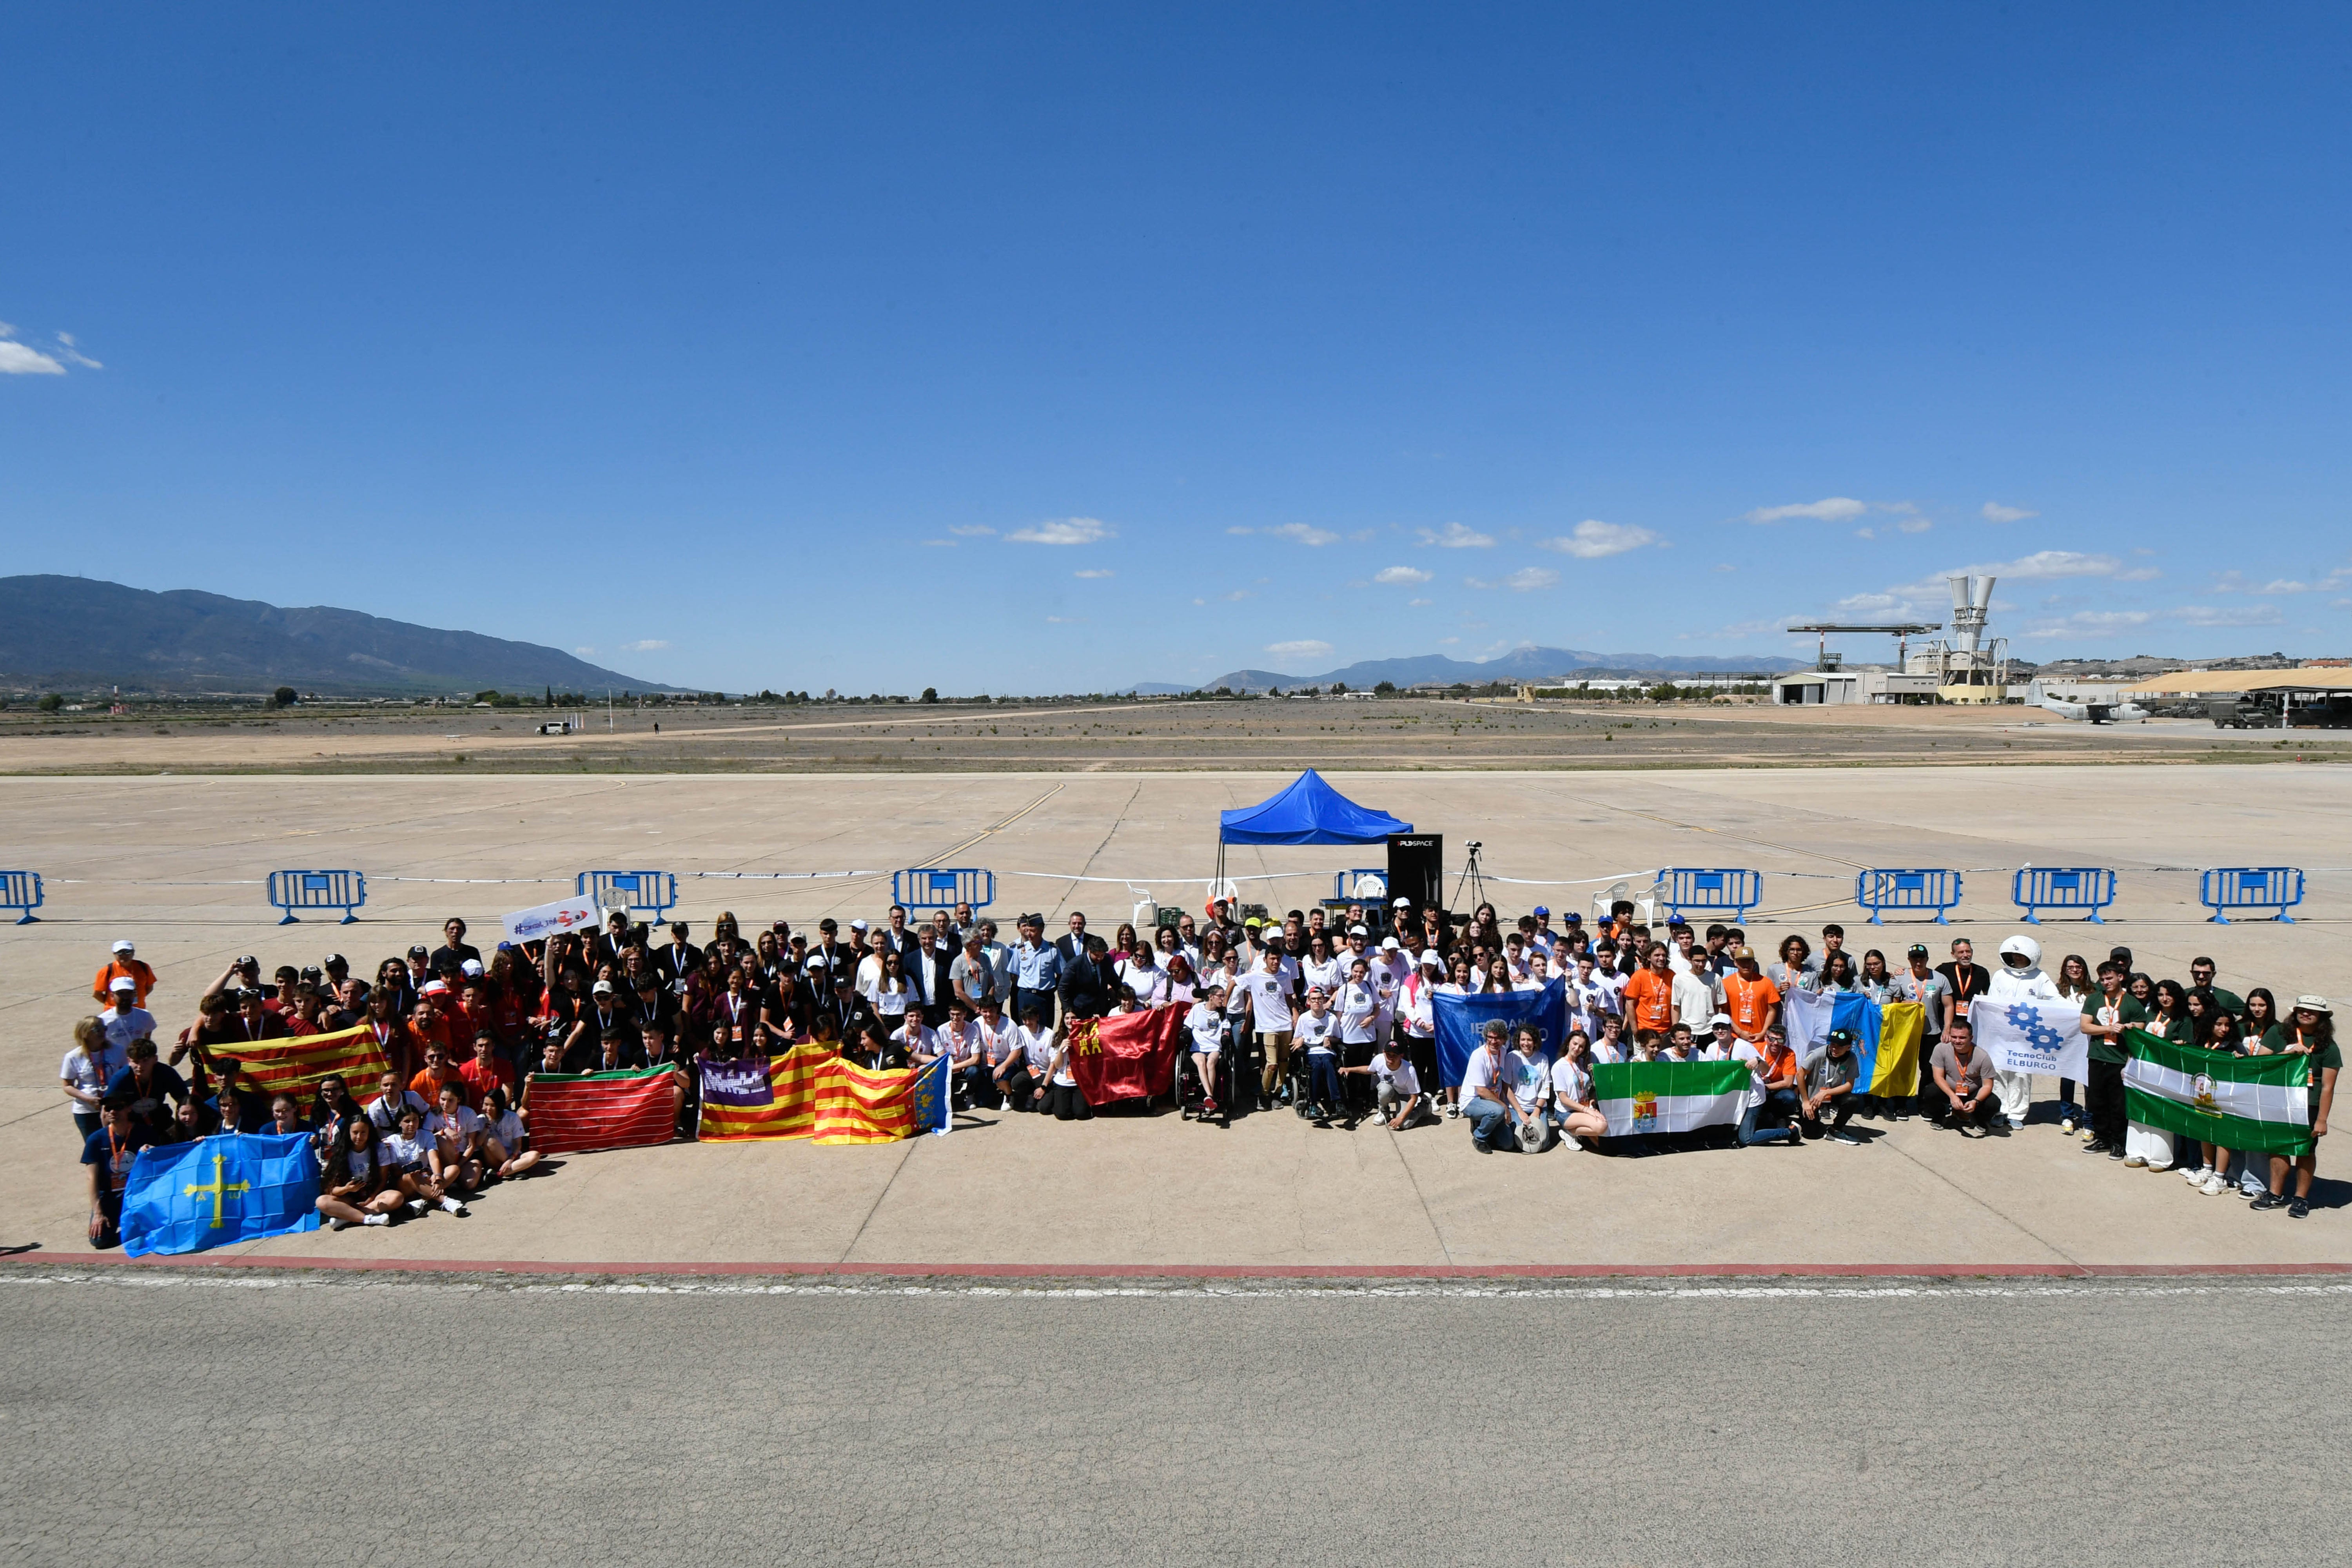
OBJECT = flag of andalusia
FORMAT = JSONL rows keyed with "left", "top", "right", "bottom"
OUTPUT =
{"left": 2122, "top": 1027, "right": 2315, "bottom": 1156}
{"left": 1593, "top": 1060, "right": 1749, "bottom": 1137}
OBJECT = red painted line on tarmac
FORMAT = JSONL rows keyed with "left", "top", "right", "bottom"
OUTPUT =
{"left": 16, "top": 1252, "right": 2352, "bottom": 1279}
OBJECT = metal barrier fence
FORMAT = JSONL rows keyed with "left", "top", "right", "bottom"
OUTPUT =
{"left": 1655, "top": 867, "right": 1763, "bottom": 922}
{"left": 0, "top": 869, "right": 42, "bottom": 925}
{"left": 2010, "top": 867, "right": 2116, "bottom": 925}
{"left": 1333, "top": 868, "right": 1390, "bottom": 902}
{"left": 2199, "top": 866, "right": 2304, "bottom": 924}
{"left": 267, "top": 869, "right": 367, "bottom": 926}
{"left": 1854, "top": 868, "right": 1964, "bottom": 925}
{"left": 576, "top": 870, "right": 680, "bottom": 918}
{"left": 892, "top": 867, "right": 996, "bottom": 911}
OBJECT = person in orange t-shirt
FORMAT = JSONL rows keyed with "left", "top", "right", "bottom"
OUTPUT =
{"left": 1620, "top": 945, "right": 1677, "bottom": 1034}
{"left": 457, "top": 1033, "right": 518, "bottom": 1110}
{"left": 409, "top": 1042, "right": 464, "bottom": 1109}
{"left": 93, "top": 941, "right": 159, "bottom": 1007}
{"left": 1720, "top": 946, "right": 1782, "bottom": 1044}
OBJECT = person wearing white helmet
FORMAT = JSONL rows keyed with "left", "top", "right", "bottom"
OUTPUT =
{"left": 1985, "top": 934, "right": 2062, "bottom": 1131}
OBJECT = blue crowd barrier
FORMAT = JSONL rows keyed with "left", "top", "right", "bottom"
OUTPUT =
{"left": 2011, "top": 867, "right": 2115, "bottom": 925}
{"left": 1332, "top": 868, "right": 1390, "bottom": 903}
{"left": 0, "top": 869, "right": 43, "bottom": 925}
{"left": 893, "top": 867, "right": 996, "bottom": 912}
{"left": 267, "top": 869, "right": 366, "bottom": 926}
{"left": 576, "top": 870, "right": 679, "bottom": 918}
{"left": 1855, "top": 868, "right": 1964, "bottom": 925}
{"left": 1655, "top": 867, "right": 1762, "bottom": 922}
{"left": 2199, "top": 866, "right": 2303, "bottom": 925}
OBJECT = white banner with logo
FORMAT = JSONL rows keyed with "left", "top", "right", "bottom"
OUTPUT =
{"left": 503, "top": 895, "right": 602, "bottom": 944}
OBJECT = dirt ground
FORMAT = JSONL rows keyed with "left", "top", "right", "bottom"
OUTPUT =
{"left": 3, "top": 695, "right": 2345, "bottom": 774}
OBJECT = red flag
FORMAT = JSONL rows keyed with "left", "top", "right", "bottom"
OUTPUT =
{"left": 523, "top": 1067, "right": 681, "bottom": 1154}
{"left": 1065, "top": 1008, "right": 1187, "bottom": 1107}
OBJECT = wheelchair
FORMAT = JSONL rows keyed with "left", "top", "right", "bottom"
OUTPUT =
{"left": 1176, "top": 1025, "right": 1244, "bottom": 1128}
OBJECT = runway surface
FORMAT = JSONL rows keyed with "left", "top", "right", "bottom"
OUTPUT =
{"left": 6, "top": 1267, "right": 2343, "bottom": 1566}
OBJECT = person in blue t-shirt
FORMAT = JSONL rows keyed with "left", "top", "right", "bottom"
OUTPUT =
{"left": 81, "top": 1099, "right": 151, "bottom": 1249}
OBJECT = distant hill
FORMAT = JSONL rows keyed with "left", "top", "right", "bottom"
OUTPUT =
{"left": 1181, "top": 645, "right": 1807, "bottom": 693}
{"left": 0, "top": 576, "right": 688, "bottom": 697}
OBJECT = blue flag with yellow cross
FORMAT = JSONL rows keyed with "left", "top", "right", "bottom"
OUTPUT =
{"left": 122, "top": 1132, "right": 321, "bottom": 1257}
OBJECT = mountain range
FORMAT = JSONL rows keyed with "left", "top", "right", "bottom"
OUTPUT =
{"left": 1137, "top": 644, "right": 1809, "bottom": 694}
{"left": 0, "top": 576, "right": 683, "bottom": 697}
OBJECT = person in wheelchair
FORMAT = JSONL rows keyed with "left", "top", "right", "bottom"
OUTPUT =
{"left": 1184, "top": 982, "right": 1230, "bottom": 1119}
{"left": 1340, "top": 1036, "right": 1427, "bottom": 1131}
{"left": 1292, "top": 985, "right": 1345, "bottom": 1124}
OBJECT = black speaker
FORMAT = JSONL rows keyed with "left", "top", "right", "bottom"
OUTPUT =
{"left": 1387, "top": 833, "right": 1443, "bottom": 913}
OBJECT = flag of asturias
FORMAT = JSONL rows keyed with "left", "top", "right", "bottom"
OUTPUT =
{"left": 121, "top": 1132, "right": 321, "bottom": 1257}
{"left": 1592, "top": 1059, "right": 1748, "bottom": 1136}
{"left": 2123, "top": 1027, "right": 2315, "bottom": 1156}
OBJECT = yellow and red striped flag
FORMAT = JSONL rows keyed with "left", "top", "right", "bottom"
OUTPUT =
{"left": 697, "top": 1044, "right": 925, "bottom": 1145}
{"left": 214, "top": 1022, "right": 392, "bottom": 1107}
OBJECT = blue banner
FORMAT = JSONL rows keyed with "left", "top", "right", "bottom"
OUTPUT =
{"left": 121, "top": 1132, "right": 321, "bottom": 1258}
{"left": 1434, "top": 979, "right": 1568, "bottom": 1087}
{"left": 907, "top": 1053, "right": 953, "bottom": 1136}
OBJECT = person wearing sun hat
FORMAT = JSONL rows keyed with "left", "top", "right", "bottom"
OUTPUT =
{"left": 2252, "top": 995, "right": 2338, "bottom": 1218}
{"left": 92, "top": 939, "right": 158, "bottom": 1007}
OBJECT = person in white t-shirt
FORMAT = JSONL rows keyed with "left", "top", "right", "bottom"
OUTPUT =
{"left": 384, "top": 1102, "right": 470, "bottom": 1215}
{"left": 1588, "top": 1013, "right": 1628, "bottom": 1064}
{"left": 1242, "top": 947, "right": 1299, "bottom": 1111}
{"left": 1185, "top": 985, "right": 1229, "bottom": 1115}
{"left": 1548, "top": 1048, "right": 1606, "bottom": 1146}
{"left": 1506, "top": 1025, "right": 1553, "bottom": 1151}
{"left": 423, "top": 1083, "right": 486, "bottom": 1199}
{"left": 1396, "top": 950, "right": 1442, "bottom": 1093}
{"left": 1459, "top": 1020, "right": 1512, "bottom": 1152}
{"left": 994, "top": 1004, "right": 1059, "bottom": 1113}
{"left": 1300, "top": 934, "right": 1344, "bottom": 1000}
{"left": 1514, "top": 952, "right": 1550, "bottom": 993}
{"left": 480, "top": 1084, "right": 541, "bottom": 1180}
{"left": 1294, "top": 987, "right": 1343, "bottom": 1122}
{"left": 967, "top": 997, "right": 1021, "bottom": 1109}
{"left": 1343, "top": 1038, "right": 1426, "bottom": 1130}
{"left": 1566, "top": 956, "right": 1615, "bottom": 1043}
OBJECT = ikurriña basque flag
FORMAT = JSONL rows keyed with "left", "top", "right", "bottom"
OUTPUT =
{"left": 1434, "top": 979, "right": 1568, "bottom": 1086}
{"left": 121, "top": 1132, "right": 321, "bottom": 1257}
{"left": 1784, "top": 991, "right": 1924, "bottom": 1098}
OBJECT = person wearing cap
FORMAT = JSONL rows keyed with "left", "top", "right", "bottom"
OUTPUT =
{"left": 1459, "top": 1019, "right": 1515, "bottom": 1152}
{"left": 1698, "top": 1012, "right": 1739, "bottom": 1061}
{"left": 94, "top": 975, "right": 158, "bottom": 1055}
{"left": 92, "top": 940, "right": 158, "bottom": 1008}
{"left": 405, "top": 943, "right": 434, "bottom": 993}
{"left": 1797, "top": 1029, "right": 1864, "bottom": 1143}
{"left": 2250, "top": 996, "right": 2338, "bottom": 1217}
{"left": 1009, "top": 914, "right": 1062, "bottom": 1029}
{"left": 1886, "top": 945, "right": 1951, "bottom": 1120}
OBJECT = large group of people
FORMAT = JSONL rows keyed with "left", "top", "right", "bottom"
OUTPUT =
{"left": 63, "top": 895, "right": 2339, "bottom": 1245}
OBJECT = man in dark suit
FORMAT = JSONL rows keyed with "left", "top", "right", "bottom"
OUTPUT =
{"left": 1054, "top": 911, "right": 1092, "bottom": 967}
{"left": 880, "top": 905, "right": 922, "bottom": 966}
{"left": 908, "top": 927, "right": 957, "bottom": 1028}
{"left": 1058, "top": 932, "right": 1111, "bottom": 1021}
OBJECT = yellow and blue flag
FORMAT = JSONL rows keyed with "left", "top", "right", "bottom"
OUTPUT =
{"left": 1787, "top": 991, "right": 1923, "bottom": 1098}
{"left": 122, "top": 1132, "right": 321, "bottom": 1257}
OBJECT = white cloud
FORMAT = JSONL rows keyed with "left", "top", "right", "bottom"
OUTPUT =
{"left": 1438, "top": 636, "right": 1461, "bottom": 645}
{"left": 1007, "top": 516, "right": 1112, "bottom": 545}
{"left": 1834, "top": 592, "right": 1919, "bottom": 616}
{"left": 1745, "top": 497, "right": 1868, "bottom": 524}
{"left": 2019, "top": 611, "right": 2152, "bottom": 638}
{"left": 1535, "top": 519, "right": 1662, "bottom": 559}
{"left": 1712, "top": 563, "right": 1736, "bottom": 573}
{"left": 620, "top": 639, "right": 670, "bottom": 652}
{"left": 574, "top": 645, "right": 598, "bottom": 655}
{"left": 1073, "top": 568, "right": 1115, "bottom": 579}
{"left": 0, "top": 341, "right": 66, "bottom": 375}
{"left": 1265, "top": 640, "right": 1332, "bottom": 660}
{"left": 1268, "top": 523, "right": 1339, "bottom": 546}
{"left": 1375, "top": 566, "right": 1432, "bottom": 585}
{"left": 1417, "top": 521, "right": 1495, "bottom": 548}
{"left": 922, "top": 539, "right": 956, "bottom": 547}
{"left": 1898, "top": 518, "right": 1932, "bottom": 534}
{"left": 1225, "top": 526, "right": 1254, "bottom": 536}
{"left": 2173, "top": 604, "right": 2285, "bottom": 628}
{"left": 1044, "top": 615, "right": 1087, "bottom": 624}
{"left": 1855, "top": 528, "right": 1875, "bottom": 541}
{"left": 1896, "top": 551, "right": 2134, "bottom": 597}
{"left": 1408, "top": 597, "right": 1434, "bottom": 607}
{"left": 1467, "top": 567, "right": 1559, "bottom": 592}
{"left": 947, "top": 524, "right": 995, "bottom": 537}
{"left": 2211, "top": 567, "right": 2352, "bottom": 595}
{"left": 1982, "top": 503, "right": 2037, "bottom": 523}
{"left": 1221, "top": 588, "right": 1252, "bottom": 602}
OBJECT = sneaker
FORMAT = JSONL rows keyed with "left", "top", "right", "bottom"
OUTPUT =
{"left": 1446, "top": 1101, "right": 1461, "bottom": 1118}
{"left": 2083, "top": 1140, "right": 2114, "bottom": 1154}
{"left": 2145, "top": 1162, "right": 2172, "bottom": 1173}
{"left": 2250, "top": 1191, "right": 2285, "bottom": 1210}
{"left": 2059, "top": 1116, "right": 2077, "bottom": 1134}
{"left": 441, "top": 1196, "right": 468, "bottom": 1216}
{"left": 2290, "top": 1198, "right": 2310, "bottom": 1219}
{"left": 328, "top": 1216, "right": 352, "bottom": 1231}
{"left": 2107, "top": 1146, "right": 2126, "bottom": 1160}
{"left": 2183, "top": 1165, "right": 2212, "bottom": 1185}
{"left": 2122, "top": 1154, "right": 2146, "bottom": 1167}
{"left": 2200, "top": 1174, "right": 2228, "bottom": 1196}
{"left": 1470, "top": 1136, "right": 1492, "bottom": 1154}
{"left": 407, "top": 1197, "right": 430, "bottom": 1214}
{"left": 1827, "top": 1129, "right": 1861, "bottom": 1145}
{"left": 2078, "top": 1126, "right": 2097, "bottom": 1143}
{"left": 1988, "top": 1123, "right": 2011, "bottom": 1137}
{"left": 362, "top": 1212, "right": 391, "bottom": 1227}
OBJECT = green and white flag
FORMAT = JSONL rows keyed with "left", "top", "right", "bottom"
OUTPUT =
{"left": 2122, "top": 1027, "right": 2315, "bottom": 1156}
{"left": 1592, "top": 1059, "right": 1749, "bottom": 1137}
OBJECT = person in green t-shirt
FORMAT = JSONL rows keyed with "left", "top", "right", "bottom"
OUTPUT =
{"left": 2189, "top": 957, "right": 2246, "bottom": 1020}
{"left": 2251, "top": 996, "right": 2337, "bottom": 1218}
{"left": 2080, "top": 962, "right": 2144, "bottom": 1158}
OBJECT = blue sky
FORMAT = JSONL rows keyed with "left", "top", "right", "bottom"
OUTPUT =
{"left": 4, "top": 4, "right": 2348, "bottom": 693}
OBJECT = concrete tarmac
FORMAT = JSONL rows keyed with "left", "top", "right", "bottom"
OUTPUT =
{"left": 4, "top": 1267, "right": 2343, "bottom": 1568}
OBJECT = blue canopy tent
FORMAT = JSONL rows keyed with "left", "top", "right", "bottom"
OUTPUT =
{"left": 1214, "top": 771, "right": 1412, "bottom": 909}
